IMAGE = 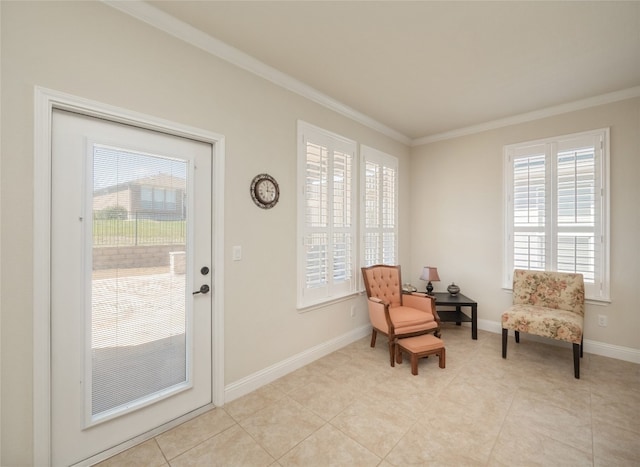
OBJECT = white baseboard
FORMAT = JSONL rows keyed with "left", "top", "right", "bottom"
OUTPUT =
{"left": 478, "top": 319, "right": 640, "bottom": 364}
{"left": 583, "top": 339, "right": 640, "bottom": 364}
{"left": 224, "top": 324, "right": 371, "bottom": 404}
{"left": 478, "top": 318, "right": 502, "bottom": 335}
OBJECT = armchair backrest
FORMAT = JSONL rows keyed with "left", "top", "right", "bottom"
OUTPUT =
{"left": 361, "top": 264, "right": 403, "bottom": 308}
{"left": 512, "top": 269, "right": 585, "bottom": 316}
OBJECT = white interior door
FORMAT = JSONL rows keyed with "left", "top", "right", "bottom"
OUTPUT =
{"left": 51, "top": 109, "right": 213, "bottom": 466}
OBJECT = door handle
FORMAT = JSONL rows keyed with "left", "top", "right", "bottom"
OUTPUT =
{"left": 192, "top": 284, "right": 210, "bottom": 295}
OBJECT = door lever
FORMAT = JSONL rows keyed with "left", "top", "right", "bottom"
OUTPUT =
{"left": 192, "top": 284, "right": 210, "bottom": 295}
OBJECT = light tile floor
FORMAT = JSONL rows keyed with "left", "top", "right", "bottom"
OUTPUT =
{"left": 97, "top": 325, "right": 640, "bottom": 466}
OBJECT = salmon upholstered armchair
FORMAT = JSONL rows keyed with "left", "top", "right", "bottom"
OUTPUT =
{"left": 361, "top": 265, "right": 441, "bottom": 367}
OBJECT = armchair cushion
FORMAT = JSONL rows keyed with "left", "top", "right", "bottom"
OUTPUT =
{"left": 389, "top": 306, "right": 437, "bottom": 334}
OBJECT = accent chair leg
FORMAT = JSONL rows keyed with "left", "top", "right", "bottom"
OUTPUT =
{"left": 502, "top": 328, "right": 508, "bottom": 358}
{"left": 573, "top": 343, "right": 580, "bottom": 379}
{"left": 515, "top": 330, "right": 520, "bottom": 343}
{"left": 580, "top": 335, "right": 584, "bottom": 358}
{"left": 370, "top": 329, "right": 377, "bottom": 348}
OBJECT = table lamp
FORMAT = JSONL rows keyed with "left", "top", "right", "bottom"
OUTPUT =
{"left": 419, "top": 266, "right": 440, "bottom": 295}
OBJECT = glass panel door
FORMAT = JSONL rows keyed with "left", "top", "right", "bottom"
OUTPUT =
{"left": 51, "top": 109, "right": 213, "bottom": 466}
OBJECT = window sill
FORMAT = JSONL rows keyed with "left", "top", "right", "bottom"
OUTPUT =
{"left": 297, "top": 292, "right": 363, "bottom": 313}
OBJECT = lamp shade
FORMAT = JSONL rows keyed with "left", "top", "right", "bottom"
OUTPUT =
{"left": 419, "top": 266, "right": 440, "bottom": 282}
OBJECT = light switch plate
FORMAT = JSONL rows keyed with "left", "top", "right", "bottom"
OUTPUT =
{"left": 232, "top": 246, "right": 242, "bottom": 261}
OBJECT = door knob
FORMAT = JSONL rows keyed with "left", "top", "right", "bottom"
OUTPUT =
{"left": 192, "top": 284, "right": 210, "bottom": 295}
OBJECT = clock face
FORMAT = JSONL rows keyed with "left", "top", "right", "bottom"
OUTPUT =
{"left": 250, "top": 174, "right": 279, "bottom": 209}
{"left": 257, "top": 179, "right": 276, "bottom": 202}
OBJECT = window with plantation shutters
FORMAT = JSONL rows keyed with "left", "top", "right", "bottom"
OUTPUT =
{"left": 361, "top": 145, "right": 398, "bottom": 267}
{"left": 504, "top": 128, "right": 610, "bottom": 301}
{"left": 298, "top": 121, "right": 357, "bottom": 308}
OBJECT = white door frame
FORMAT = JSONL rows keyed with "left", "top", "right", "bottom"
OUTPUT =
{"left": 33, "top": 86, "right": 225, "bottom": 466}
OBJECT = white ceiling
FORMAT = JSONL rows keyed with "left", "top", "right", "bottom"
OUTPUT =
{"left": 142, "top": 1, "right": 640, "bottom": 143}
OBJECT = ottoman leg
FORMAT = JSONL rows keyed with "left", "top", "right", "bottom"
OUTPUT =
{"left": 411, "top": 354, "right": 418, "bottom": 375}
{"left": 438, "top": 348, "right": 446, "bottom": 368}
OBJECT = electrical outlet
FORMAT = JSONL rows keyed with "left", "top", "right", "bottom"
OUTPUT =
{"left": 598, "top": 314, "right": 607, "bottom": 327}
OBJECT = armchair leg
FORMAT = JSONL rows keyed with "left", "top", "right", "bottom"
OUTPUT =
{"left": 573, "top": 343, "right": 580, "bottom": 379}
{"left": 370, "top": 329, "right": 377, "bottom": 348}
{"left": 515, "top": 330, "right": 520, "bottom": 343}
{"left": 388, "top": 340, "right": 395, "bottom": 367}
{"left": 580, "top": 335, "right": 583, "bottom": 358}
{"left": 502, "top": 328, "right": 508, "bottom": 358}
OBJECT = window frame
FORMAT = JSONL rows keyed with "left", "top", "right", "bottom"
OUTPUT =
{"left": 296, "top": 122, "right": 399, "bottom": 310}
{"left": 297, "top": 121, "right": 358, "bottom": 309}
{"left": 503, "top": 128, "right": 610, "bottom": 302}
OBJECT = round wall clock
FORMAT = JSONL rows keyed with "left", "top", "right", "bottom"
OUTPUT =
{"left": 250, "top": 173, "right": 280, "bottom": 209}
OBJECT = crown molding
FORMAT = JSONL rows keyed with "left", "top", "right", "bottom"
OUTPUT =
{"left": 102, "top": 0, "right": 412, "bottom": 146}
{"left": 412, "top": 86, "right": 640, "bottom": 146}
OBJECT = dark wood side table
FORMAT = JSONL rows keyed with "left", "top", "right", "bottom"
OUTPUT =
{"left": 431, "top": 292, "right": 478, "bottom": 340}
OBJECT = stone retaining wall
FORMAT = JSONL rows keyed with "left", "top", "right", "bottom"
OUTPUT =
{"left": 93, "top": 245, "right": 186, "bottom": 270}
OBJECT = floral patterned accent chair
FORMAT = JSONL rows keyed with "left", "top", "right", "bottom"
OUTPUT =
{"left": 361, "top": 265, "right": 441, "bottom": 367}
{"left": 502, "top": 269, "right": 585, "bottom": 378}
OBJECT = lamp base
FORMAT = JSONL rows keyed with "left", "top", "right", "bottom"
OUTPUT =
{"left": 426, "top": 281, "right": 434, "bottom": 294}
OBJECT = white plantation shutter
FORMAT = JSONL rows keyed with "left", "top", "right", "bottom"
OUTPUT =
{"left": 361, "top": 146, "right": 398, "bottom": 267}
{"left": 512, "top": 145, "right": 547, "bottom": 271}
{"left": 298, "top": 122, "right": 357, "bottom": 308}
{"left": 556, "top": 136, "right": 601, "bottom": 285}
{"left": 504, "top": 129, "right": 609, "bottom": 301}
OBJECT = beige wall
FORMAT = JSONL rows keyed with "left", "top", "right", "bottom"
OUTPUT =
{"left": 0, "top": 2, "right": 411, "bottom": 464}
{"left": 2, "top": 1, "right": 639, "bottom": 465}
{"left": 410, "top": 97, "right": 640, "bottom": 349}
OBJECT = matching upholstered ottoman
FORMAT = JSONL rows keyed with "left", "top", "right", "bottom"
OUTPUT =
{"left": 395, "top": 334, "right": 445, "bottom": 375}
